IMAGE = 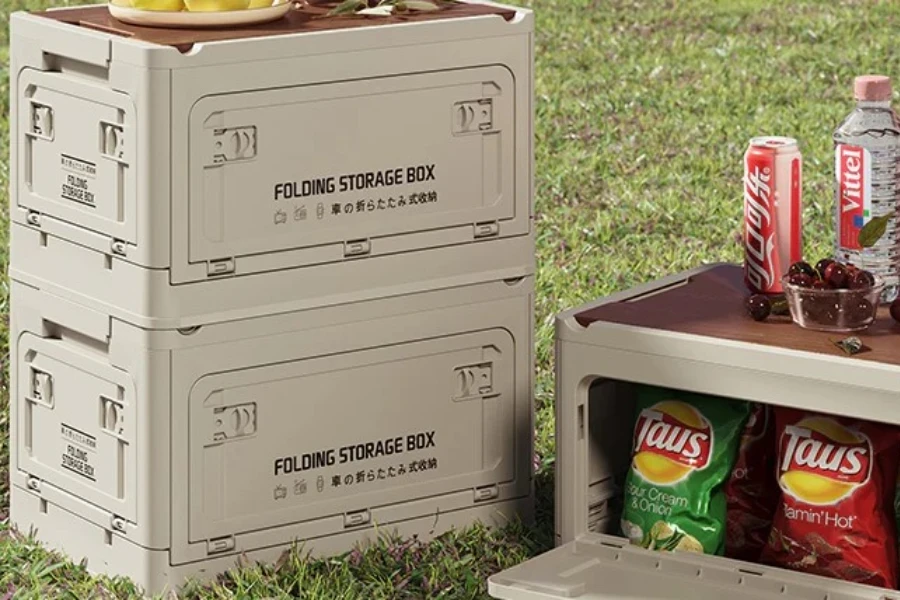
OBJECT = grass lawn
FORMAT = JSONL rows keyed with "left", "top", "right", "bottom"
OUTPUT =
{"left": 0, "top": 0, "right": 898, "bottom": 597}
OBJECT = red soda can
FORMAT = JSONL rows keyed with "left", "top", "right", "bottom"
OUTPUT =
{"left": 743, "top": 136, "right": 803, "bottom": 294}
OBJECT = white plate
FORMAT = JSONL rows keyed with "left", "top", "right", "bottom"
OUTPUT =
{"left": 108, "top": 0, "right": 291, "bottom": 28}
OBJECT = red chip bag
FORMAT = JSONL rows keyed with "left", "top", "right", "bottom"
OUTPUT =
{"left": 724, "top": 403, "right": 778, "bottom": 561}
{"left": 760, "top": 407, "right": 900, "bottom": 589}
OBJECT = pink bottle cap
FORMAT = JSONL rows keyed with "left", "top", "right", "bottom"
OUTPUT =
{"left": 854, "top": 75, "right": 893, "bottom": 101}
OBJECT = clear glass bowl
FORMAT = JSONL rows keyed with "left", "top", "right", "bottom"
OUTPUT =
{"left": 781, "top": 274, "right": 884, "bottom": 332}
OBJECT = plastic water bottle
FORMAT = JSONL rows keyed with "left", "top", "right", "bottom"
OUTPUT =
{"left": 834, "top": 74, "right": 900, "bottom": 303}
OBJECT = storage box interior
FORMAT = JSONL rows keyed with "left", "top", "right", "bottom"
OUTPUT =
{"left": 575, "top": 375, "right": 900, "bottom": 597}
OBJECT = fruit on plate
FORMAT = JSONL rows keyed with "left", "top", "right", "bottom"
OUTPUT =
{"left": 248, "top": 0, "right": 273, "bottom": 7}
{"left": 184, "top": 0, "right": 250, "bottom": 11}
{"left": 132, "top": 0, "right": 185, "bottom": 10}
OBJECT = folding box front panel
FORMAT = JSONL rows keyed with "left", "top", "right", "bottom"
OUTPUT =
{"left": 186, "top": 329, "right": 514, "bottom": 544}
{"left": 18, "top": 332, "right": 137, "bottom": 523}
{"left": 189, "top": 67, "right": 515, "bottom": 267}
{"left": 18, "top": 69, "right": 137, "bottom": 245}
{"left": 167, "top": 277, "right": 532, "bottom": 564}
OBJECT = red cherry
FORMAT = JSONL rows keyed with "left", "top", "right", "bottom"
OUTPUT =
{"left": 815, "top": 258, "right": 835, "bottom": 279}
{"left": 745, "top": 294, "right": 771, "bottom": 321}
{"left": 891, "top": 298, "right": 900, "bottom": 324}
{"left": 847, "top": 269, "right": 876, "bottom": 290}
{"left": 788, "top": 261, "right": 817, "bottom": 279}
{"left": 824, "top": 262, "right": 848, "bottom": 288}
{"left": 787, "top": 273, "right": 814, "bottom": 288}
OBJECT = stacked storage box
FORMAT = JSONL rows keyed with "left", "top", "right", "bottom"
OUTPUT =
{"left": 8, "top": 1, "right": 535, "bottom": 593}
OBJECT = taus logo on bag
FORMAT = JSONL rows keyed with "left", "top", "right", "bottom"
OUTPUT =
{"left": 631, "top": 401, "right": 713, "bottom": 485}
{"left": 778, "top": 416, "right": 872, "bottom": 506}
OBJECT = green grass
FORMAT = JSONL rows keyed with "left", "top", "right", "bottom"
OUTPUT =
{"left": 0, "top": 0, "right": 899, "bottom": 597}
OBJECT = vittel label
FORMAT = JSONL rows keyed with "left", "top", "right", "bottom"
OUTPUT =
{"left": 836, "top": 144, "right": 872, "bottom": 251}
{"left": 778, "top": 418, "right": 872, "bottom": 506}
{"left": 744, "top": 154, "right": 777, "bottom": 291}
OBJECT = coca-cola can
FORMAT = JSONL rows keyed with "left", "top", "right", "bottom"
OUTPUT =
{"left": 743, "top": 136, "right": 802, "bottom": 294}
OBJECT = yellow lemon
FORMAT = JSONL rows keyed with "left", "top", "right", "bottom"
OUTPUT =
{"left": 781, "top": 471, "right": 855, "bottom": 505}
{"left": 248, "top": 0, "right": 273, "bottom": 8}
{"left": 131, "top": 0, "right": 185, "bottom": 10}
{"left": 633, "top": 451, "right": 691, "bottom": 485}
{"left": 184, "top": 0, "right": 250, "bottom": 11}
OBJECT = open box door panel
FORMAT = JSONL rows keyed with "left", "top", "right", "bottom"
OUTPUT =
{"left": 488, "top": 535, "right": 896, "bottom": 600}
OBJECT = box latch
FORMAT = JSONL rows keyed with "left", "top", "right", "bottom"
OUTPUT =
{"left": 28, "top": 101, "right": 54, "bottom": 140}
{"left": 453, "top": 362, "right": 494, "bottom": 400}
{"left": 344, "top": 509, "right": 371, "bottom": 528}
{"left": 474, "top": 484, "right": 499, "bottom": 502}
{"left": 207, "top": 258, "right": 235, "bottom": 277}
{"left": 209, "top": 403, "right": 257, "bottom": 443}
{"left": 474, "top": 221, "right": 499, "bottom": 239}
{"left": 210, "top": 126, "right": 257, "bottom": 165}
{"left": 207, "top": 535, "right": 235, "bottom": 555}
{"left": 100, "top": 122, "right": 126, "bottom": 163}
{"left": 453, "top": 99, "right": 493, "bottom": 135}
{"left": 30, "top": 369, "right": 54, "bottom": 408}
{"left": 110, "top": 239, "right": 127, "bottom": 257}
{"left": 344, "top": 239, "right": 371, "bottom": 258}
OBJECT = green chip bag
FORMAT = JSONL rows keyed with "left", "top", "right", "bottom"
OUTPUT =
{"left": 620, "top": 386, "right": 750, "bottom": 556}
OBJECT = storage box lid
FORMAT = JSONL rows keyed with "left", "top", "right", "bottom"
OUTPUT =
{"left": 571, "top": 264, "right": 900, "bottom": 367}
{"left": 33, "top": 0, "right": 516, "bottom": 52}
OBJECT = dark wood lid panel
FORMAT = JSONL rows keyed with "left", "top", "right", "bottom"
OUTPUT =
{"left": 573, "top": 264, "right": 900, "bottom": 366}
{"left": 33, "top": 0, "right": 516, "bottom": 52}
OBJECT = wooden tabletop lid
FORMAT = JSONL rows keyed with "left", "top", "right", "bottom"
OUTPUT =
{"left": 573, "top": 264, "right": 900, "bottom": 366}
{"left": 33, "top": 0, "right": 517, "bottom": 53}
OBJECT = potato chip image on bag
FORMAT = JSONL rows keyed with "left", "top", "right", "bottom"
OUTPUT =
{"left": 621, "top": 386, "right": 751, "bottom": 556}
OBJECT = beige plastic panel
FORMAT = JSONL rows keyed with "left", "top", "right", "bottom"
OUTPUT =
{"left": 17, "top": 333, "right": 137, "bottom": 523}
{"left": 17, "top": 69, "right": 137, "bottom": 244}
{"left": 9, "top": 280, "right": 173, "bottom": 550}
{"left": 188, "top": 67, "right": 515, "bottom": 265}
{"left": 12, "top": 483, "right": 529, "bottom": 597}
{"left": 488, "top": 534, "right": 896, "bottom": 600}
{"left": 10, "top": 221, "right": 533, "bottom": 329}
{"left": 168, "top": 277, "right": 532, "bottom": 565}
{"left": 188, "top": 329, "right": 514, "bottom": 542}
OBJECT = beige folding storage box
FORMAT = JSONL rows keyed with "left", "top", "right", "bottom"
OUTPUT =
{"left": 489, "top": 263, "right": 900, "bottom": 600}
{"left": 11, "top": 276, "right": 534, "bottom": 594}
{"left": 9, "top": 0, "right": 534, "bottom": 329}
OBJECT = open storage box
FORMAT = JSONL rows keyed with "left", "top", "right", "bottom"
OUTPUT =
{"left": 490, "top": 263, "right": 900, "bottom": 600}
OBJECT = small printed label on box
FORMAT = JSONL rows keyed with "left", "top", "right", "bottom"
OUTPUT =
{"left": 60, "top": 155, "right": 97, "bottom": 208}
{"left": 60, "top": 423, "right": 97, "bottom": 482}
